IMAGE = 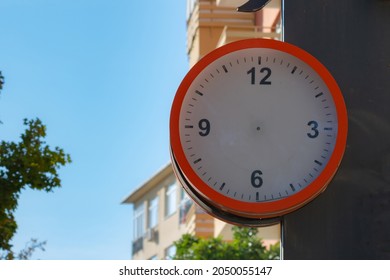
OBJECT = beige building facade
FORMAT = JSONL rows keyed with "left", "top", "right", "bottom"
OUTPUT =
{"left": 123, "top": 0, "right": 282, "bottom": 260}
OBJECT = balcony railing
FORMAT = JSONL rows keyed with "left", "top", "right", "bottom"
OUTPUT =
{"left": 217, "top": 25, "right": 281, "bottom": 47}
{"left": 132, "top": 237, "right": 143, "bottom": 255}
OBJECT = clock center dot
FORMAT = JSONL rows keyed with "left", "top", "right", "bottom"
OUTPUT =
{"left": 256, "top": 126, "right": 261, "bottom": 131}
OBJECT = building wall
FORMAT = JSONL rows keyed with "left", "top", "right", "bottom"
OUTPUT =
{"left": 130, "top": 168, "right": 190, "bottom": 260}
{"left": 125, "top": 0, "right": 282, "bottom": 260}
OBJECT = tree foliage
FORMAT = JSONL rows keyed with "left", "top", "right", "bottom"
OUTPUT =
{"left": 0, "top": 71, "right": 71, "bottom": 258}
{"left": 173, "top": 226, "right": 280, "bottom": 260}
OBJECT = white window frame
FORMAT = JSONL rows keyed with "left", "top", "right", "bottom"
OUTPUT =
{"left": 148, "top": 196, "right": 159, "bottom": 229}
{"left": 179, "top": 188, "right": 193, "bottom": 224}
{"left": 165, "top": 182, "right": 177, "bottom": 217}
{"left": 133, "top": 203, "right": 145, "bottom": 240}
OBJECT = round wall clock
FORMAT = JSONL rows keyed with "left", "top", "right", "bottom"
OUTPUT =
{"left": 170, "top": 38, "right": 348, "bottom": 226}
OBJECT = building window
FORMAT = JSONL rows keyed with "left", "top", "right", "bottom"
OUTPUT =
{"left": 165, "top": 182, "right": 177, "bottom": 217}
{"left": 148, "top": 196, "right": 159, "bottom": 229}
{"left": 165, "top": 244, "right": 176, "bottom": 260}
{"left": 179, "top": 189, "right": 193, "bottom": 224}
{"left": 133, "top": 203, "right": 144, "bottom": 240}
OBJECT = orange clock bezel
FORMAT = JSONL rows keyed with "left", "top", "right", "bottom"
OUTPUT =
{"left": 170, "top": 38, "right": 348, "bottom": 218}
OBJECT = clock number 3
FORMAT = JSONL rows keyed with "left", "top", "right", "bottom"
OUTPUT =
{"left": 251, "top": 170, "right": 263, "bottom": 188}
{"left": 307, "top": 120, "right": 319, "bottom": 138}
{"left": 247, "top": 67, "right": 272, "bottom": 85}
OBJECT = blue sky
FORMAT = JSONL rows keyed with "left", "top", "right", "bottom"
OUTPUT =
{"left": 0, "top": 0, "right": 188, "bottom": 259}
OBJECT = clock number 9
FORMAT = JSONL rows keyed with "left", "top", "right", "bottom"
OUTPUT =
{"left": 307, "top": 120, "right": 319, "bottom": 138}
{"left": 247, "top": 67, "right": 272, "bottom": 85}
{"left": 198, "top": 119, "right": 210, "bottom": 136}
{"left": 251, "top": 170, "right": 263, "bottom": 188}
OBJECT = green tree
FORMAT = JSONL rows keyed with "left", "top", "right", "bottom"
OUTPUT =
{"left": 0, "top": 71, "right": 71, "bottom": 259}
{"left": 173, "top": 226, "right": 280, "bottom": 260}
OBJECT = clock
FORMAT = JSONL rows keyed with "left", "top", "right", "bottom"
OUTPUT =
{"left": 170, "top": 38, "right": 348, "bottom": 226}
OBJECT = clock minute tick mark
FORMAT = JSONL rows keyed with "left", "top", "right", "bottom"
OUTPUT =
{"left": 291, "top": 66, "right": 297, "bottom": 74}
{"left": 222, "top": 65, "right": 228, "bottom": 73}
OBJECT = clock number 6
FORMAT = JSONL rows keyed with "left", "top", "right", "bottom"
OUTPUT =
{"left": 251, "top": 170, "right": 263, "bottom": 188}
{"left": 198, "top": 119, "right": 210, "bottom": 136}
{"left": 247, "top": 67, "right": 272, "bottom": 85}
{"left": 307, "top": 120, "right": 319, "bottom": 138}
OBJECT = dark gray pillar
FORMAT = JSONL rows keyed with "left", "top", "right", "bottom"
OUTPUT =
{"left": 283, "top": 0, "right": 390, "bottom": 259}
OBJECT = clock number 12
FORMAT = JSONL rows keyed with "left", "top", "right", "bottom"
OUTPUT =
{"left": 247, "top": 67, "right": 272, "bottom": 85}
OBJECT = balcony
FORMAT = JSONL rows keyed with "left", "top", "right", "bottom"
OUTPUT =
{"left": 217, "top": 24, "right": 281, "bottom": 47}
{"left": 187, "top": 0, "right": 254, "bottom": 56}
{"left": 184, "top": 203, "right": 214, "bottom": 238}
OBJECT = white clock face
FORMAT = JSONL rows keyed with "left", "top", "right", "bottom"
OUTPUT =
{"left": 170, "top": 39, "right": 347, "bottom": 219}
